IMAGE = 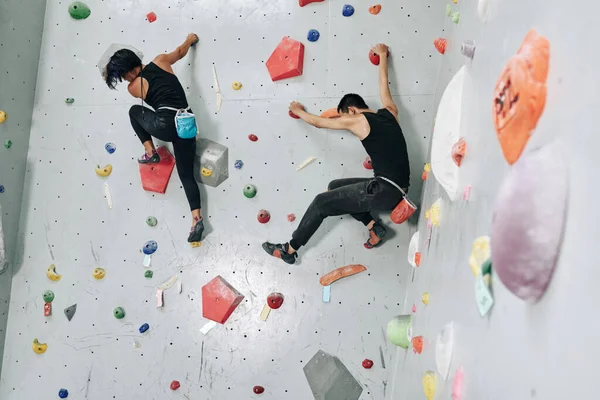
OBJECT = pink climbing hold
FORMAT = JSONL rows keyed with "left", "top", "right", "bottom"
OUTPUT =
{"left": 146, "top": 12, "right": 157, "bottom": 23}
{"left": 452, "top": 137, "right": 466, "bottom": 166}
{"left": 287, "top": 213, "right": 296, "bottom": 222}
{"left": 299, "top": 0, "right": 324, "bottom": 7}
{"left": 412, "top": 303, "right": 417, "bottom": 313}
{"left": 369, "top": 49, "right": 389, "bottom": 66}
{"left": 363, "top": 156, "right": 373, "bottom": 170}
{"left": 248, "top": 134, "right": 258, "bottom": 142}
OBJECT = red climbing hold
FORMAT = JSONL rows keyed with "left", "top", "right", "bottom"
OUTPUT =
{"left": 170, "top": 380, "right": 180, "bottom": 391}
{"left": 266, "top": 37, "right": 305, "bottom": 81}
{"left": 267, "top": 292, "right": 284, "bottom": 309}
{"left": 391, "top": 197, "right": 417, "bottom": 224}
{"left": 248, "top": 134, "right": 258, "bottom": 142}
{"left": 146, "top": 12, "right": 157, "bottom": 23}
{"left": 369, "top": 49, "right": 389, "bottom": 66}
{"left": 287, "top": 213, "right": 296, "bottom": 222}
{"left": 299, "top": 0, "right": 324, "bottom": 7}
{"left": 257, "top": 210, "right": 271, "bottom": 224}
{"left": 289, "top": 110, "right": 301, "bottom": 119}
{"left": 139, "top": 146, "right": 176, "bottom": 194}
{"left": 253, "top": 385, "right": 265, "bottom": 394}
{"left": 363, "top": 157, "right": 373, "bottom": 170}
{"left": 362, "top": 359, "right": 374, "bottom": 369}
{"left": 434, "top": 38, "right": 447, "bottom": 54}
{"left": 202, "top": 276, "right": 245, "bottom": 324}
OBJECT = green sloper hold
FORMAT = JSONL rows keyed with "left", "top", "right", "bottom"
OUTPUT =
{"left": 144, "top": 270, "right": 153, "bottom": 278}
{"left": 452, "top": 11, "right": 460, "bottom": 23}
{"left": 69, "top": 2, "right": 91, "bottom": 19}
{"left": 243, "top": 184, "right": 257, "bottom": 198}
{"left": 113, "top": 307, "right": 125, "bottom": 319}
{"left": 387, "top": 314, "right": 412, "bottom": 349}
{"left": 146, "top": 216, "right": 157, "bottom": 227}
{"left": 43, "top": 290, "right": 55, "bottom": 303}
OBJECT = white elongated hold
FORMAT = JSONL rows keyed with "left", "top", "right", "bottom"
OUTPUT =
{"left": 408, "top": 231, "right": 420, "bottom": 268}
{"left": 158, "top": 275, "right": 178, "bottom": 290}
{"left": 436, "top": 321, "right": 455, "bottom": 380}
{"left": 177, "top": 281, "right": 182, "bottom": 294}
{"left": 143, "top": 254, "right": 152, "bottom": 267}
{"left": 156, "top": 289, "right": 164, "bottom": 308}
{"left": 322, "top": 285, "right": 331, "bottom": 303}
{"left": 296, "top": 156, "right": 317, "bottom": 171}
{"left": 212, "top": 64, "right": 223, "bottom": 113}
{"left": 259, "top": 304, "right": 271, "bottom": 321}
{"left": 478, "top": 0, "right": 491, "bottom": 22}
{"left": 104, "top": 182, "right": 113, "bottom": 209}
{"left": 200, "top": 320, "right": 217, "bottom": 335}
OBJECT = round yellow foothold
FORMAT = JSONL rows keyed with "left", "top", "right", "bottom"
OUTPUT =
{"left": 46, "top": 264, "right": 62, "bottom": 281}
{"left": 200, "top": 167, "right": 213, "bottom": 177}
{"left": 95, "top": 164, "right": 113, "bottom": 177}
{"left": 0, "top": 110, "right": 7, "bottom": 124}
{"left": 423, "top": 371, "right": 437, "bottom": 400}
{"left": 232, "top": 81, "right": 243, "bottom": 90}
{"left": 32, "top": 338, "right": 48, "bottom": 354}
{"left": 421, "top": 292, "right": 429, "bottom": 305}
{"left": 93, "top": 267, "right": 106, "bottom": 280}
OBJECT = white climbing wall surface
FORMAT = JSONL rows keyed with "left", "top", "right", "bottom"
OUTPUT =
{"left": 2, "top": 0, "right": 600, "bottom": 399}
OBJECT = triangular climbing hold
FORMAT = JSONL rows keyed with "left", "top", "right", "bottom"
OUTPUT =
{"left": 434, "top": 38, "right": 447, "bottom": 54}
{"left": 202, "top": 276, "right": 244, "bottom": 324}
{"left": 299, "top": 0, "right": 324, "bottom": 7}
{"left": 64, "top": 304, "right": 77, "bottom": 321}
{"left": 139, "top": 146, "right": 176, "bottom": 194}
{"left": 266, "top": 37, "right": 305, "bottom": 82}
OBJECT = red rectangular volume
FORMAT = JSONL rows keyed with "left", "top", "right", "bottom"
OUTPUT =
{"left": 139, "top": 146, "right": 176, "bottom": 194}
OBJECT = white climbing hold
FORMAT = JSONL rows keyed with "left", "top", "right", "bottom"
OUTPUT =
{"left": 156, "top": 289, "right": 164, "bottom": 308}
{"left": 177, "top": 281, "right": 182, "bottom": 294}
{"left": 296, "top": 156, "right": 317, "bottom": 171}
{"left": 478, "top": 0, "right": 491, "bottom": 22}
{"left": 212, "top": 64, "right": 223, "bottom": 113}
{"left": 143, "top": 254, "right": 152, "bottom": 267}
{"left": 158, "top": 275, "right": 178, "bottom": 290}
{"left": 407, "top": 231, "right": 420, "bottom": 268}
{"left": 104, "top": 182, "right": 113, "bottom": 209}
{"left": 200, "top": 320, "right": 217, "bottom": 335}
{"left": 436, "top": 321, "right": 455, "bottom": 380}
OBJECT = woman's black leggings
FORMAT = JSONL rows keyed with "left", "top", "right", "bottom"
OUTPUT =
{"left": 129, "top": 105, "right": 201, "bottom": 211}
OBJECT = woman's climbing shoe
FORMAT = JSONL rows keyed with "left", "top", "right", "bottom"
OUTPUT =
{"left": 364, "top": 221, "right": 387, "bottom": 249}
{"left": 138, "top": 150, "right": 160, "bottom": 164}
{"left": 262, "top": 242, "right": 298, "bottom": 265}
{"left": 187, "top": 219, "right": 204, "bottom": 242}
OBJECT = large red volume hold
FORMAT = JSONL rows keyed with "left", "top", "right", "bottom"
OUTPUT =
{"left": 266, "top": 37, "right": 305, "bottom": 81}
{"left": 299, "top": 0, "right": 324, "bottom": 6}
{"left": 201, "top": 276, "right": 245, "bottom": 324}
{"left": 139, "top": 146, "right": 176, "bottom": 194}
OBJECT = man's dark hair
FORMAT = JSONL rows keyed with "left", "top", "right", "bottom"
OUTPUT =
{"left": 337, "top": 93, "right": 369, "bottom": 113}
{"left": 104, "top": 49, "right": 142, "bottom": 89}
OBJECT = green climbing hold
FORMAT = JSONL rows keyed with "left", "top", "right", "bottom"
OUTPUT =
{"left": 4, "top": 140, "right": 12, "bottom": 149}
{"left": 387, "top": 314, "right": 412, "bottom": 349}
{"left": 43, "top": 290, "right": 55, "bottom": 303}
{"left": 113, "top": 307, "right": 125, "bottom": 319}
{"left": 243, "top": 184, "right": 257, "bottom": 199}
{"left": 144, "top": 270, "right": 153, "bottom": 278}
{"left": 452, "top": 11, "right": 460, "bottom": 23}
{"left": 446, "top": 4, "right": 452, "bottom": 16}
{"left": 69, "top": 2, "right": 91, "bottom": 19}
{"left": 65, "top": 98, "right": 75, "bottom": 104}
{"left": 146, "top": 216, "right": 157, "bottom": 227}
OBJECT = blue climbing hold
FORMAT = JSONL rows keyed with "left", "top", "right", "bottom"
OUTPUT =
{"left": 234, "top": 160, "right": 244, "bottom": 169}
{"left": 142, "top": 240, "right": 158, "bottom": 255}
{"left": 307, "top": 29, "right": 320, "bottom": 42}
{"left": 105, "top": 142, "right": 116, "bottom": 154}
{"left": 0, "top": 185, "right": 4, "bottom": 193}
{"left": 342, "top": 4, "right": 355, "bottom": 16}
{"left": 58, "top": 388, "right": 69, "bottom": 398}
{"left": 139, "top": 323, "right": 150, "bottom": 333}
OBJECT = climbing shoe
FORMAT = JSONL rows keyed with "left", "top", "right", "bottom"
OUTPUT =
{"left": 138, "top": 150, "right": 160, "bottom": 164}
{"left": 262, "top": 242, "right": 298, "bottom": 265}
{"left": 187, "top": 219, "right": 204, "bottom": 243}
{"left": 364, "top": 221, "right": 387, "bottom": 249}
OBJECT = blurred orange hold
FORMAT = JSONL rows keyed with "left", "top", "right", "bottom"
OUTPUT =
{"left": 452, "top": 137, "right": 466, "bottom": 166}
{"left": 369, "top": 4, "right": 382, "bottom": 15}
{"left": 412, "top": 336, "right": 424, "bottom": 354}
{"left": 493, "top": 29, "right": 549, "bottom": 165}
{"left": 434, "top": 38, "right": 447, "bottom": 54}
{"left": 415, "top": 252, "right": 422, "bottom": 267}
{"left": 391, "top": 197, "right": 417, "bottom": 224}
{"left": 321, "top": 108, "right": 340, "bottom": 118}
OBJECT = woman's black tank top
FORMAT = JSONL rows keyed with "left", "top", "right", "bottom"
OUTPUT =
{"left": 361, "top": 109, "right": 411, "bottom": 188}
{"left": 140, "top": 62, "right": 188, "bottom": 110}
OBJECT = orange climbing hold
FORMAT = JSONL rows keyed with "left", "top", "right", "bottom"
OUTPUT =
{"left": 493, "top": 29, "right": 550, "bottom": 165}
{"left": 320, "top": 264, "right": 367, "bottom": 286}
{"left": 321, "top": 108, "right": 340, "bottom": 118}
{"left": 415, "top": 252, "right": 422, "bottom": 267}
{"left": 369, "top": 4, "right": 382, "bottom": 14}
{"left": 434, "top": 38, "right": 447, "bottom": 54}
{"left": 412, "top": 336, "right": 424, "bottom": 354}
{"left": 201, "top": 276, "right": 245, "bottom": 324}
{"left": 391, "top": 197, "right": 417, "bottom": 224}
{"left": 299, "top": 0, "right": 324, "bottom": 6}
{"left": 266, "top": 37, "right": 305, "bottom": 81}
{"left": 452, "top": 137, "right": 466, "bottom": 166}
{"left": 139, "top": 147, "right": 176, "bottom": 194}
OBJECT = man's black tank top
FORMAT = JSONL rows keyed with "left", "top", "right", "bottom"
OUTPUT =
{"left": 361, "top": 109, "right": 410, "bottom": 188}
{"left": 140, "top": 62, "right": 188, "bottom": 110}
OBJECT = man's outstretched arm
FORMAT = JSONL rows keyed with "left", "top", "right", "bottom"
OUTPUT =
{"left": 155, "top": 33, "right": 199, "bottom": 66}
{"left": 373, "top": 44, "right": 399, "bottom": 119}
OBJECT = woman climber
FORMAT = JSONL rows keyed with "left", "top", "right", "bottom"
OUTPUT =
{"left": 103, "top": 34, "right": 204, "bottom": 243}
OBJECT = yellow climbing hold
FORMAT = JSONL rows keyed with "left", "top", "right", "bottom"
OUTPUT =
{"left": 93, "top": 267, "right": 106, "bottom": 280}
{"left": 201, "top": 167, "right": 213, "bottom": 177}
{"left": 0, "top": 110, "right": 7, "bottom": 124}
{"left": 453, "top": 0, "right": 458, "bottom": 3}
{"left": 232, "top": 81, "right": 243, "bottom": 90}
{"left": 421, "top": 292, "right": 429, "bottom": 305}
{"left": 190, "top": 242, "right": 202, "bottom": 248}
{"left": 46, "top": 264, "right": 62, "bottom": 281}
{"left": 469, "top": 236, "right": 490, "bottom": 277}
{"left": 423, "top": 371, "right": 437, "bottom": 400}
{"left": 95, "top": 164, "right": 112, "bottom": 177}
{"left": 424, "top": 163, "right": 431, "bottom": 173}
{"left": 32, "top": 338, "right": 48, "bottom": 354}
{"left": 426, "top": 198, "right": 441, "bottom": 227}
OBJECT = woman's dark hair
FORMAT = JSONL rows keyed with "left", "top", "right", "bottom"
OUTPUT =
{"left": 104, "top": 49, "right": 142, "bottom": 89}
{"left": 337, "top": 93, "right": 369, "bottom": 113}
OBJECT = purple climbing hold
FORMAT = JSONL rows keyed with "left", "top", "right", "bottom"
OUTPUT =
{"left": 139, "top": 323, "right": 150, "bottom": 333}
{"left": 342, "top": 4, "right": 355, "bottom": 16}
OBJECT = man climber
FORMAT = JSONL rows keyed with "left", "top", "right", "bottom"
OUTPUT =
{"left": 262, "top": 43, "right": 411, "bottom": 265}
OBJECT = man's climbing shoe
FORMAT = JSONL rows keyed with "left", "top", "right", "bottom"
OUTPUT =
{"left": 262, "top": 242, "right": 298, "bottom": 265}
{"left": 364, "top": 221, "right": 387, "bottom": 249}
{"left": 138, "top": 150, "right": 160, "bottom": 164}
{"left": 187, "top": 219, "right": 204, "bottom": 242}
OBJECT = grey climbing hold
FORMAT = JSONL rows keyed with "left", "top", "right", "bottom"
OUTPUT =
{"left": 194, "top": 138, "right": 229, "bottom": 187}
{"left": 64, "top": 304, "right": 77, "bottom": 321}
{"left": 146, "top": 216, "right": 157, "bottom": 227}
{"left": 69, "top": 2, "right": 91, "bottom": 19}
{"left": 43, "top": 290, "right": 55, "bottom": 303}
{"left": 461, "top": 40, "right": 476, "bottom": 58}
{"left": 303, "top": 350, "right": 363, "bottom": 400}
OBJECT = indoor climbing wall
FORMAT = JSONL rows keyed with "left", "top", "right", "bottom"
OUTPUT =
{"left": 0, "top": 0, "right": 443, "bottom": 399}
{"left": 0, "top": 0, "right": 47, "bottom": 369}
{"left": 390, "top": 0, "right": 600, "bottom": 399}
